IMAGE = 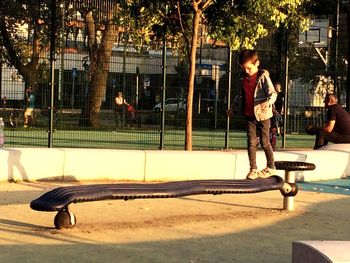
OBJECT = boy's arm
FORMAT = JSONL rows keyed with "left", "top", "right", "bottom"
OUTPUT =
{"left": 226, "top": 95, "right": 240, "bottom": 117}
{"left": 264, "top": 73, "right": 277, "bottom": 105}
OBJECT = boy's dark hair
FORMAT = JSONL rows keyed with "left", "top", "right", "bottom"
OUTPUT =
{"left": 239, "top": 49, "right": 259, "bottom": 65}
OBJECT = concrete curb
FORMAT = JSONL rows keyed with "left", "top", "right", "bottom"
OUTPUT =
{"left": 1, "top": 145, "right": 349, "bottom": 182}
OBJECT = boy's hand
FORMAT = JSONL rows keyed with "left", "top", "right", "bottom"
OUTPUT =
{"left": 226, "top": 108, "right": 234, "bottom": 117}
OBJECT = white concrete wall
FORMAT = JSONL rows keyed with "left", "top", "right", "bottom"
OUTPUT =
{"left": 62, "top": 148, "right": 146, "bottom": 181}
{"left": 144, "top": 150, "right": 236, "bottom": 181}
{"left": 0, "top": 148, "right": 65, "bottom": 181}
{"left": 0, "top": 145, "right": 349, "bottom": 182}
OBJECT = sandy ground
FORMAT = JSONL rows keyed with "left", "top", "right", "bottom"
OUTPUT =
{"left": 1, "top": 181, "right": 350, "bottom": 263}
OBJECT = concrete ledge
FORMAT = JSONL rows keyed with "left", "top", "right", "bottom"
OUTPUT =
{"left": 62, "top": 148, "right": 146, "bottom": 181}
{"left": 0, "top": 148, "right": 65, "bottom": 181}
{"left": 144, "top": 150, "right": 236, "bottom": 181}
{"left": 292, "top": 241, "right": 350, "bottom": 263}
{"left": 303, "top": 150, "right": 349, "bottom": 181}
{"left": 321, "top": 144, "right": 350, "bottom": 152}
{"left": 320, "top": 144, "right": 350, "bottom": 176}
{"left": 0, "top": 146, "right": 350, "bottom": 182}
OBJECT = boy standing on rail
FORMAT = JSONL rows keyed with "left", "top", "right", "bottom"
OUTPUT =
{"left": 229, "top": 49, "right": 277, "bottom": 179}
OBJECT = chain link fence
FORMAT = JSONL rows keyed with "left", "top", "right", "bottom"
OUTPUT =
{"left": 0, "top": 1, "right": 348, "bottom": 150}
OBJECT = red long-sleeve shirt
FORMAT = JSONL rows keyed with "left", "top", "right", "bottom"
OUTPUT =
{"left": 243, "top": 73, "right": 257, "bottom": 117}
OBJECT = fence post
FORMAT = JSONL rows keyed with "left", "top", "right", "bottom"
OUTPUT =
{"left": 159, "top": 5, "right": 167, "bottom": 150}
{"left": 225, "top": 47, "right": 233, "bottom": 149}
{"left": 48, "top": 0, "right": 57, "bottom": 148}
{"left": 346, "top": 2, "right": 350, "bottom": 111}
{"left": 136, "top": 66, "right": 140, "bottom": 109}
{"left": 58, "top": 1, "right": 65, "bottom": 110}
{"left": 122, "top": 43, "right": 127, "bottom": 128}
{"left": 282, "top": 28, "right": 289, "bottom": 149}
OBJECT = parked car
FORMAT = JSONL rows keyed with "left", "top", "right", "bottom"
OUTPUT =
{"left": 194, "top": 98, "right": 226, "bottom": 114}
{"left": 153, "top": 98, "right": 186, "bottom": 112}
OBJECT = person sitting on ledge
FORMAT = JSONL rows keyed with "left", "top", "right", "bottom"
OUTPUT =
{"left": 306, "top": 93, "right": 350, "bottom": 149}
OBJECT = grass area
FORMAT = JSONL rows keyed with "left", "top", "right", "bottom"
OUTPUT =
{"left": 4, "top": 128, "right": 315, "bottom": 150}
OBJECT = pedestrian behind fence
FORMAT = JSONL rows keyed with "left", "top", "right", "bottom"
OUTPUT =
{"left": 114, "top": 91, "right": 129, "bottom": 130}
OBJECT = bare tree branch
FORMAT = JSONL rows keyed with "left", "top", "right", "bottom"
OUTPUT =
{"left": 0, "top": 16, "right": 26, "bottom": 78}
{"left": 177, "top": 1, "right": 191, "bottom": 58}
{"left": 201, "top": 0, "right": 213, "bottom": 11}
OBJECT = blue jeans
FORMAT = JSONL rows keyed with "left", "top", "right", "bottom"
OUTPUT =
{"left": 246, "top": 117, "right": 275, "bottom": 170}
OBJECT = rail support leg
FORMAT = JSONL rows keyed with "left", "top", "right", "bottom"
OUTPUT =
{"left": 283, "top": 170, "right": 298, "bottom": 211}
{"left": 54, "top": 206, "right": 77, "bottom": 229}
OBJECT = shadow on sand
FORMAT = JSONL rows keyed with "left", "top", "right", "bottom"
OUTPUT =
{"left": 0, "top": 187, "right": 349, "bottom": 263}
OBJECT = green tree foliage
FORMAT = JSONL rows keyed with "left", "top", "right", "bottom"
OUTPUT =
{"left": 142, "top": 0, "right": 309, "bottom": 149}
{"left": 0, "top": 0, "right": 151, "bottom": 127}
{"left": 0, "top": 0, "right": 54, "bottom": 90}
{"left": 206, "top": 0, "right": 309, "bottom": 50}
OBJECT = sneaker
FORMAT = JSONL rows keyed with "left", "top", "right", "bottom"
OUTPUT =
{"left": 23, "top": 125, "right": 28, "bottom": 128}
{"left": 258, "top": 167, "right": 275, "bottom": 178}
{"left": 246, "top": 169, "right": 258, "bottom": 180}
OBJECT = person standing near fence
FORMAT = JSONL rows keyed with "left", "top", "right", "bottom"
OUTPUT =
{"left": 269, "top": 82, "right": 284, "bottom": 150}
{"left": 114, "top": 91, "right": 129, "bottom": 130}
{"left": 273, "top": 82, "right": 284, "bottom": 135}
{"left": 24, "top": 87, "right": 35, "bottom": 128}
{"left": 228, "top": 49, "right": 277, "bottom": 179}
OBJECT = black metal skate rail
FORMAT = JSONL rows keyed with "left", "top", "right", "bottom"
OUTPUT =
{"left": 31, "top": 176, "right": 283, "bottom": 211}
{"left": 30, "top": 161, "right": 315, "bottom": 229}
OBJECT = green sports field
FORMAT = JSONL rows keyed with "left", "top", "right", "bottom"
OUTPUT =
{"left": 4, "top": 128, "right": 315, "bottom": 150}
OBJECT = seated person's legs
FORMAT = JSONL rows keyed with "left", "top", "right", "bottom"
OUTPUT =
{"left": 306, "top": 125, "right": 321, "bottom": 135}
{"left": 314, "top": 129, "right": 328, "bottom": 149}
{"left": 306, "top": 126, "right": 327, "bottom": 149}
{"left": 324, "top": 130, "right": 350, "bottom": 144}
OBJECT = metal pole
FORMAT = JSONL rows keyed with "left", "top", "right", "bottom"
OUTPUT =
{"left": 122, "top": 43, "right": 126, "bottom": 128}
{"left": 199, "top": 25, "right": 202, "bottom": 65}
{"left": 283, "top": 170, "right": 295, "bottom": 211}
{"left": 282, "top": 29, "right": 289, "bottom": 148}
{"left": 225, "top": 47, "right": 232, "bottom": 149}
{"left": 48, "top": 0, "right": 57, "bottom": 148}
{"left": 58, "top": 1, "right": 65, "bottom": 108}
{"left": 346, "top": 3, "right": 350, "bottom": 111}
{"left": 136, "top": 66, "right": 140, "bottom": 108}
{"left": 160, "top": 9, "right": 167, "bottom": 150}
{"left": 213, "top": 65, "right": 219, "bottom": 129}
{"left": 334, "top": 0, "right": 340, "bottom": 94}
{"left": 0, "top": 63, "right": 2, "bottom": 101}
{"left": 71, "top": 76, "right": 75, "bottom": 110}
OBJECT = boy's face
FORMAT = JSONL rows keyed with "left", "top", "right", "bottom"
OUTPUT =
{"left": 241, "top": 60, "right": 259, "bottom": 76}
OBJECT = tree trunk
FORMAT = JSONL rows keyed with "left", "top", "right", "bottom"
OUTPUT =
{"left": 185, "top": 10, "right": 201, "bottom": 151}
{"left": 80, "top": 10, "right": 117, "bottom": 127}
{"left": 88, "top": 23, "right": 117, "bottom": 127}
